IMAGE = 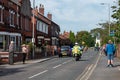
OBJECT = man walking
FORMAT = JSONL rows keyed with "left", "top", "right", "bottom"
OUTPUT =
{"left": 105, "top": 40, "right": 115, "bottom": 67}
{"left": 9, "top": 41, "right": 14, "bottom": 65}
{"left": 22, "top": 44, "right": 27, "bottom": 64}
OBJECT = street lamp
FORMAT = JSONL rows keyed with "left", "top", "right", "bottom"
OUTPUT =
{"left": 101, "top": 3, "right": 111, "bottom": 36}
{"left": 32, "top": 0, "right": 35, "bottom": 59}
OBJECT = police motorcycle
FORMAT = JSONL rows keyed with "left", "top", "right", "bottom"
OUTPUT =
{"left": 72, "top": 43, "right": 82, "bottom": 61}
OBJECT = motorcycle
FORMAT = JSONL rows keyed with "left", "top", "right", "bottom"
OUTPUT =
{"left": 74, "top": 53, "right": 81, "bottom": 61}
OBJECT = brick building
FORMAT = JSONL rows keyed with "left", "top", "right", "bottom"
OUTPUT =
{"left": 0, "top": 0, "right": 60, "bottom": 63}
{"left": 32, "top": 4, "right": 60, "bottom": 47}
{"left": 0, "top": 0, "right": 60, "bottom": 52}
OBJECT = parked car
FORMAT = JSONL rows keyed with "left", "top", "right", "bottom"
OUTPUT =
{"left": 58, "top": 46, "right": 71, "bottom": 57}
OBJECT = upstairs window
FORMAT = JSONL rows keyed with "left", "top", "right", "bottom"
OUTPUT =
{"left": 0, "top": 5, "right": 4, "bottom": 24}
{"left": 9, "top": 10, "right": 15, "bottom": 27}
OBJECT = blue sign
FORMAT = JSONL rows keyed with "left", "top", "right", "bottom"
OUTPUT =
{"left": 110, "top": 30, "right": 115, "bottom": 37}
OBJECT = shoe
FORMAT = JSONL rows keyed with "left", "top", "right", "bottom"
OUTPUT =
{"left": 110, "top": 64, "right": 114, "bottom": 67}
{"left": 107, "top": 65, "right": 110, "bottom": 67}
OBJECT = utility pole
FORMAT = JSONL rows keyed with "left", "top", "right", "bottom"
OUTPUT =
{"left": 32, "top": 0, "right": 35, "bottom": 59}
{"left": 101, "top": 3, "right": 111, "bottom": 36}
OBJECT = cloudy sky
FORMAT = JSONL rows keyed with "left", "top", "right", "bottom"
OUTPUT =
{"left": 30, "top": 0, "right": 117, "bottom": 34}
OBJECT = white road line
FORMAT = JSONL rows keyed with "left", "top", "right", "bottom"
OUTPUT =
{"left": 79, "top": 64, "right": 93, "bottom": 80}
{"left": 62, "top": 61, "right": 67, "bottom": 64}
{"left": 28, "top": 70, "right": 48, "bottom": 79}
{"left": 62, "top": 60, "right": 72, "bottom": 64}
{"left": 76, "top": 54, "right": 101, "bottom": 80}
{"left": 85, "top": 54, "right": 101, "bottom": 80}
{"left": 53, "top": 64, "right": 62, "bottom": 69}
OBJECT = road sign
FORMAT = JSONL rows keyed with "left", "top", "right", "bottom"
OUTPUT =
{"left": 110, "top": 30, "right": 115, "bottom": 37}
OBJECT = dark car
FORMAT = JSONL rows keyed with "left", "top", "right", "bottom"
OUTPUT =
{"left": 58, "top": 46, "right": 71, "bottom": 57}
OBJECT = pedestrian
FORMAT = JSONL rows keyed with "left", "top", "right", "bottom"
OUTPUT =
{"left": 22, "top": 44, "right": 27, "bottom": 64}
{"left": 105, "top": 40, "right": 115, "bottom": 67}
{"left": 57, "top": 46, "right": 61, "bottom": 57}
{"left": 26, "top": 45, "right": 29, "bottom": 59}
{"left": 9, "top": 41, "right": 15, "bottom": 65}
{"left": 100, "top": 44, "right": 106, "bottom": 55}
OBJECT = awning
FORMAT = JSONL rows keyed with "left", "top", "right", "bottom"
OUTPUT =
{"left": 44, "top": 38, "right": 50, "bottom": 41}
{"left": 0, "top": 32, "right": 21, "bottom": 36}
{"left": 52, "top": 37, "right": 57, "bottom": 40}
{"left": 37, "top": 36, "right": 44, "bottom": 39}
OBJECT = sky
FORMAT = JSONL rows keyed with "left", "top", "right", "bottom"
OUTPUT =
{"left": 30, "top": 0, "right": 117, "bottom": 34}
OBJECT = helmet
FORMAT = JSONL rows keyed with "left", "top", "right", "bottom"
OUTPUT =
{"left": 75, "top": 42, "right": 78, "bottom": 45}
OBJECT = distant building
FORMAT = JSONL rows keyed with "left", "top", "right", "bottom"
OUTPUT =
{"left": 59, "top": 31, "right": 71, "bottom": 46}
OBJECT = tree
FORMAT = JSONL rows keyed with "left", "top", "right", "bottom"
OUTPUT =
{"left": 111, "top": 0, "right": 120, "bottom": 43}
{"left": 69, "top": 30, "right": 75, "bottom": 44}
{"left": 76, "top": 31, "right": 95, "bottom": 47}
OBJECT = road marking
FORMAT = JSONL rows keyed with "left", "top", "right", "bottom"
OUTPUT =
{"left": 85, "top": 54, "right": 101, "bottom": 80}
{"left": 28, "top": 70, "right": 48, "bottom": 79}
{"left": 62, "top": 60, "right": 72, "bottom": 64}
{"left": 76, "top": 54, "right": 101, "bottom": 80}
{"left": 78, "top": 64, "right": 93, "bottom": 80}
{"left": 75, "top": 64, "right": 91, "bottom": 80}
{"left": 53, "top": 64, "right": 62, "bottom": 69}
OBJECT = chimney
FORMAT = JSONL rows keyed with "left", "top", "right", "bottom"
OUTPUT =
{"left": 39, "top": 4, "right": 44, "bottom": 15}
{"left": 47, "top": 12, "right": 52, "bottom": 20}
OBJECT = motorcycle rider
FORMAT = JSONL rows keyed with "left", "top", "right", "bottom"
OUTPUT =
{"left": 72, "top": 42, "right": 81, "bottom": 59}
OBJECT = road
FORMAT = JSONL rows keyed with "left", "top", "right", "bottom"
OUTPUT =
{"left": 0, "top": 49, "right": 99, "bottom": 80}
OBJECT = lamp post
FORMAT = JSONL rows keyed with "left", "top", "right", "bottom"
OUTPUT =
{"left": 32, "top": 0, "right": 35, "bottom": 59}
{"left": 101, "top": 3, "right": 111, "bottom": 36}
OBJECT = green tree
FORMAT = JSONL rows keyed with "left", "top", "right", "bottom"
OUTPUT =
{"left": 69, "top": 31, "right": 75, "bottom": 44}
{"left": 111, "top": 0, "right": 120, "bottom": 43}
{"left": 76, "top": 31, "right": 95, "bottom": 47}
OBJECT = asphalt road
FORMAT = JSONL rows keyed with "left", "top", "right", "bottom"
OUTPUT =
{"left": 0, "top": 49, "right": 99, "bottom": 80}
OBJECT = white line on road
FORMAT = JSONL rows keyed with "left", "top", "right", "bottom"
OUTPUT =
{"left": 84, "top": 54, "right": 101, "bottom": 80}
{"left": 53, "top": 64, "right": 62, "bottom": 69}
{"left": 78, "top": 64, "right": 93, "bottom": 80}
{"left": 62, "top": 60, "right": 72, "bottom": 64}
{"left": 28, "top": 70, "right": 48, "bottom": 79}
{"left": 76, "top": 53, "right": 101, "bottom": 80}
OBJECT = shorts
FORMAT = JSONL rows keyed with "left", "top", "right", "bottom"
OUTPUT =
{"left": 107, "top": 54, "right": 114, "bottom": 60}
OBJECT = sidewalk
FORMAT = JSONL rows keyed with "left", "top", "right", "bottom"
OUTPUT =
{"left": 0, "top": 56, "right": 56, "bottom": 69}
{"left": 89, "top": 54, "right": 120, "bottom": 80}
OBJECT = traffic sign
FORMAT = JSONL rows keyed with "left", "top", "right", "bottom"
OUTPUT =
{"left": 110, "top": 30, "right": 115, "bottom": 37}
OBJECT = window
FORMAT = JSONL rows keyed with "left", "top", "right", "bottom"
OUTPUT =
{"left": 0, "top": 5, "right": 4, "bottom": 23}
{"left": 42, "top": 22, "right": 43, "bottom": 32}
{"left": 40, "top": 21, "right": 42, "bottom": 31}
{"left": 9, "top": 10, "right": 15, "bottom": 27}
{"left": 0, "top": 35, "right": 3, "bottom": 49}
{"left": 37, "top": 20, "right": 48, "bottom": 34}
{"left": 43, "top": 23, "right": 45, "bottom": 33}
{"left": 45, "top": 24, "right": 48, "bottom": 34}
{"left": 17, "top": 14, "right": 20, "bottom": 29}
{"left": 20, "top": 16, "right": 23, "bottom": 29}
{"left": 37, "top": 20, "right": 40, "bottom": 31}
{"left": 10, "top": 36, "right": 16, "bottom": 50}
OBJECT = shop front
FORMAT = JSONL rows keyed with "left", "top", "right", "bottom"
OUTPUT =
{"left": 0, "top": 32, "right": 21, "bottom": 51}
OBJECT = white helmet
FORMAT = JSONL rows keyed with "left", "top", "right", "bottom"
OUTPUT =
{"left": 75, "top": 42, "right": 78, "bottom": 45}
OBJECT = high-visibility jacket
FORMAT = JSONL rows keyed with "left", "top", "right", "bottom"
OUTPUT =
{"left": 72, "top": 45, "right": 81, "bottom": 54}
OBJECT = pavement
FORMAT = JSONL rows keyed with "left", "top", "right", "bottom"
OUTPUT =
{"left": 0, "top": 56, "right": 56, "bottom": 70}
{"left": 88, "top": 54, "right": 120, "bottom": 80}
